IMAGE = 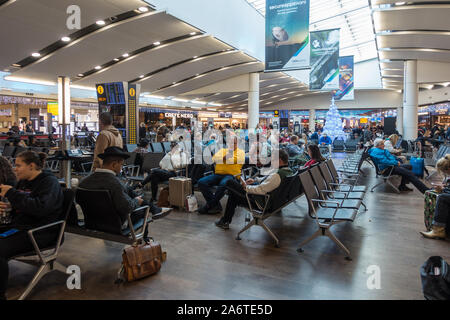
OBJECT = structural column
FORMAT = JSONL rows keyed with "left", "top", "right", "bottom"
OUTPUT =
{"left": 309, "top": 109, "right": 316, "bottom": 132}
{"left": 403, "top": 60, "right": 418, "bottom": 140}
{"left": 396, "top": 106, "right": 403, "bottom": 135}
{"left": 248, "top": 72, "right": 260, "bottom": 130}
{"left": 58, "top": 76, "right": 72, "bottom": 188}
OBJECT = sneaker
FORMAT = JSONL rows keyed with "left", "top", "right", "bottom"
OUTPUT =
{"left": 399, "top": 185, "right": 413, "bottom": 192}
{"left": 215, "top": 219, "right": 230, "bottom": 230}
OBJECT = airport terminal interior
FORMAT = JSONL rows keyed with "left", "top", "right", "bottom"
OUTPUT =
{"left": 0, "top": 0, "right": 449, "bottom": 301}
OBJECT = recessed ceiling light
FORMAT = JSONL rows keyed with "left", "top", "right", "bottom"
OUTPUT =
{"left": 195, "top": 73, "right": 200, "bottom": 76}
{"left": 122, "top": 53, "right": 129, "bottom": 58}
{"left": 172, "top": 82, "right": 176, "bottom": 85}
{"left": 95, "top": 66, "right": 101, "bottom": 70}
{"left": 61, "top": 36, "right": 71, "bottom": 42}
{"left": 139, "top": 75, "right": 144, "bottom": 78}
{"left": 78, "top": 73, "right": 84, "bottom": 77}
{"left": 153, "top": 41, "right": 161, "bottom": 46}
{"left": 96, "top": 20, "right": 105, "bottom": 26}
{"left": 12, "top": 64, "right": 21, "bottom": 67}
{"left": 114, "top": 58, "right": 119, "bottom": 61}
{"left": 193, "top": 56, "right": 198, "bottom": 59}
{"left": 31, "top": 52, "right": 41, "bottom": 57}
{"left": 190, "top": 32, "right": 196, "bottom": 36}
{"left": 138, "top": 6, "right": 149, "bottom": 12}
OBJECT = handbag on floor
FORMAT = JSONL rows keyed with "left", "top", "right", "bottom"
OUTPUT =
{"left": 122, "top": 240, "right": 166, "bottom": 282}
{"left": 420, "top": 256, "right": 450, "bottom": 300}
{"left": 157, "top": 187, "right": 170, "bottom": 207}
{"left": 185, "top": 194, "right": 198, "bottom": 212}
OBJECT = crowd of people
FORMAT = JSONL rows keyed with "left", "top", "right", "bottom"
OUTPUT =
{"left": 0, "top": 112, "right": 449, "bottom": 299}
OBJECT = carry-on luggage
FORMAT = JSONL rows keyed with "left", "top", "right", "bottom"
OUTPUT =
{"left": 122, "top": 240, "right": 166, "bottom": 282}
{"left": 169, "top": 177, "right": 192, "bottom": 209}
{"left": 411, "top": 157, "right": 425, "bottom": 178}
{"left": 420, "top": 256, "right": 450, "bottom": 300}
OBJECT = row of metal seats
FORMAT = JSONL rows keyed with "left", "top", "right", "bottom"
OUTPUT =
{"left": 125, "top": 142, "right": 172, "bottom": 154}
{"left": 236, "top": 159, "right": 368, "bottom": 259}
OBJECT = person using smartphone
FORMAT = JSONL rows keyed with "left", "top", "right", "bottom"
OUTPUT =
{"left": 0, "top": 150, "right": 64, "bottom": 300}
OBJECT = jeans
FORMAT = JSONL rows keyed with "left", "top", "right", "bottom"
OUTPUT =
{"left": 0, "top": 225, "right": 57, "bottom": 299}
{"left": 198, "top": 174, "right": 235, "bottom": 208}
{"left": 391, "top": 164, "right": 429, "bottom": 194}
{"left": 433, "top": 193, "right": 450, "bottom": 227}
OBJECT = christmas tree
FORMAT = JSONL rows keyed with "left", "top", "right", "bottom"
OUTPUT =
{"left": 322, "top": 97, "right": 346, "bottom": 140}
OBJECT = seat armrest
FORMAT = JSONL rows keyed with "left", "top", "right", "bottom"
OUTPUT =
{"left": 203, "top": 171, "right": 214, "bottom": 177}
{"left": 126, "top": 205, "right": 151, "bottom": 243}
{"left": 27, "top": 220, "right": 66, "bottom": 263}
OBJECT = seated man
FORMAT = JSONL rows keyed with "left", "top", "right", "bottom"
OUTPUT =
{"left": 319, "top": 133, "right": 332, "bottom": 146}
{"left": 369, "top": 139, "right": 429, "bottom": 194}
{"left": 198, "top": 135, "right": 245, "bottom": 214}
{"left": 215, "top": 150, "right": 292, "bottom": 229}
{"left": 79, "top": 147, "right": 171, "bottom": 230}
{"left": 285, "top": 135, "right": 303, "bottom": 157}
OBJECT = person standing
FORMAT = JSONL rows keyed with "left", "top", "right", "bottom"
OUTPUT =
{"left": 92, "top": 112, "right": 123, "bottom": 171}
{"left": 25, "top": 121, "right": 34, "bottom": 133}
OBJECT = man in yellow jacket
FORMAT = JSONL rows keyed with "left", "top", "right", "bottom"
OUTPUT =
{"left": 198, "top": 135, "right": 245, "bottom": 214}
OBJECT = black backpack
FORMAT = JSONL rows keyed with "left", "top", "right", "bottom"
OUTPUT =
{"left": 420, "top": 256, "right": 450, "bottom": 300}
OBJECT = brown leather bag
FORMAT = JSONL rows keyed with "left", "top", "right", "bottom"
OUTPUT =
{"left": 157, "top": 186, "right": 170, "bottom": 207}
{"left": 122, "top": 241, "right": 167, "bottom": 282}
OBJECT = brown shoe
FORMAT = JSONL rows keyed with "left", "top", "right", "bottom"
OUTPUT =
{"left": 420, "top": 226, "right": 446, "bottom": 240}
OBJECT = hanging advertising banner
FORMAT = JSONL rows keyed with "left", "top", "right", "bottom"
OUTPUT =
{"left": 309, "top": 29, "right": 340, "bottom": 91}
{"left": 265, "top": 0, "right": 310, "bottom": 72}
{"left": 334, "top": 56, "right": 354, "bottom": 101}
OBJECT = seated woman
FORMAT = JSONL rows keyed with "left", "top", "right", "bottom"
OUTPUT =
{"left": 420, "top": 154, "right": 450, "bottom": 240}
{"left": 303, "top": 144, "right": 326, "bottom": 169}
{"left": 0, "top": 151, "right": 64, "bottom": 300}
{"left": 138, "top": 141, "right": 189, "bottom": 201}
{"left": 0, "top": 156, "right": 17, "bottom": 187}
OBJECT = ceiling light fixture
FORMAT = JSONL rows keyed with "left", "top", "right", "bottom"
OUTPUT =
{"left": 61, "top": 36, "right": 71, "bottom": 42}
{"left": 77, "top": 73, "right": 84, "bottom": 77}
{"left": 153, "top": 41, "right": 161, "bottom": 46}
{"left": 114, "top": 58, "right": 119, "bottom": 61}
{"left": 31, "top": 52, "right": 41, "bottom": 57}
{"left": 190, "top": 32, "right": 196, "bottom": 36}
{"left": 138, "top": 6, "right": 149, "bottom": 12}
{"left": 122, "top": 53, "right": 129, "bottom": 58}
{"left": 96, "top": 20, "right": 106, "bottom": 26}
{"left": 139, "top": 75, "right": 144, "bottom": 78}
{"left": 95, "top": 66, "right": 101, "bottom": 70}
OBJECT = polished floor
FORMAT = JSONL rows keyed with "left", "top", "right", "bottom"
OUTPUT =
{"left": 6, "top": 156, "right": 450, "bottom": 300}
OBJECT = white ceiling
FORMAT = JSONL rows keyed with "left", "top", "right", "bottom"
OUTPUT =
{"left": 0, "top": 0, "right": 148, "bottom": 70}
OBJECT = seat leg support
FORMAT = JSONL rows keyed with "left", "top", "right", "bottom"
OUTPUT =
{"left": 236, "top": 219, "right": 256, "bottom": 240}
{"left": 18, "top": 264, "right": 50, "bottom": 300}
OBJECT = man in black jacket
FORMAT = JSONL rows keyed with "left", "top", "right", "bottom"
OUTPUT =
{"left": 79, "top": 147, "right": 171, "bottom": 229}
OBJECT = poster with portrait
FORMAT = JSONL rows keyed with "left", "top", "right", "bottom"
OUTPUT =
{"left": 334, "top": 56, "right": 354, "bottom": 101}
{"left": 265, "top": 0, "right": 310, "bottom": 71}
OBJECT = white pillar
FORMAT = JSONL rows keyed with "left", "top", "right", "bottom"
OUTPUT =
{"left": 396, "top": 106, "right": 403, "bottom": 135}
{"left": 57, "top": 76, "right": 71, "bottom": 188}
{"left": 309, "top": 109, "right": 316, "bottom": 132}
{"left": 248, "top": 73, "right": 260, "bottom": 130}
{"left": 403, "top": 60, "right": 418, "bottom": 140}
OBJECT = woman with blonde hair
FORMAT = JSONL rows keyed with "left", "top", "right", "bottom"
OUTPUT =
{"left": 420, "top": 154, "right": 450, "bottom": 240}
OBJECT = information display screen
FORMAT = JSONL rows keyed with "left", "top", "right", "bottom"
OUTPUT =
{"left": 105, "top": 82, "right": 125, "bottom": 105}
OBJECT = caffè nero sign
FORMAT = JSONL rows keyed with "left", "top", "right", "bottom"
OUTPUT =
{"left": 164, "top": 112, "right": 194, "bottom": 119}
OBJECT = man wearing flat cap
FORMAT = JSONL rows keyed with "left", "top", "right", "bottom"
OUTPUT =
{"left": 79, "top": 147, "right": 171, "bottom": 231}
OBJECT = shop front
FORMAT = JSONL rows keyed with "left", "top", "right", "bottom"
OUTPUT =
{"left": 139, "top": 106, "right": 197, "bottom": 129}
{"left": 419, "top": 103, "right": 450, "bottom": 128}
{"left": 197, "top": 111, "right": 248, "bottom": 129}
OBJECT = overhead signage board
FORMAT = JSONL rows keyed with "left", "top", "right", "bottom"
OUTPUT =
{"left": 47, "top": 101, "right": 58, "bottom": 115}
{"left": 309, "top": 29, "right": 340, "bottom": 91}
{"left": 334, "top": 56, "right": 354, "bottom": 101}
{"left": 265, "top": 0, "right": 310, "bottom": 72}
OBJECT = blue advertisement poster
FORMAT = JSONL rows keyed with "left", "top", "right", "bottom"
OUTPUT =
{"left": 309, "top": 29, "right": 340, "bottom": 91}
{"left": 334, "top": 56, "right": 354, "bottom": 101}
{"left": 265, "top": 0, "right": 310, "bottom": 71}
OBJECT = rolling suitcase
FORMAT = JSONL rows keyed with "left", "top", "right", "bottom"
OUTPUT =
{"left": 411, "top": 157, "right": 425, "bottom": 178}
{"left": 169, "top": 177, "right": 192, "bottom": 209}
